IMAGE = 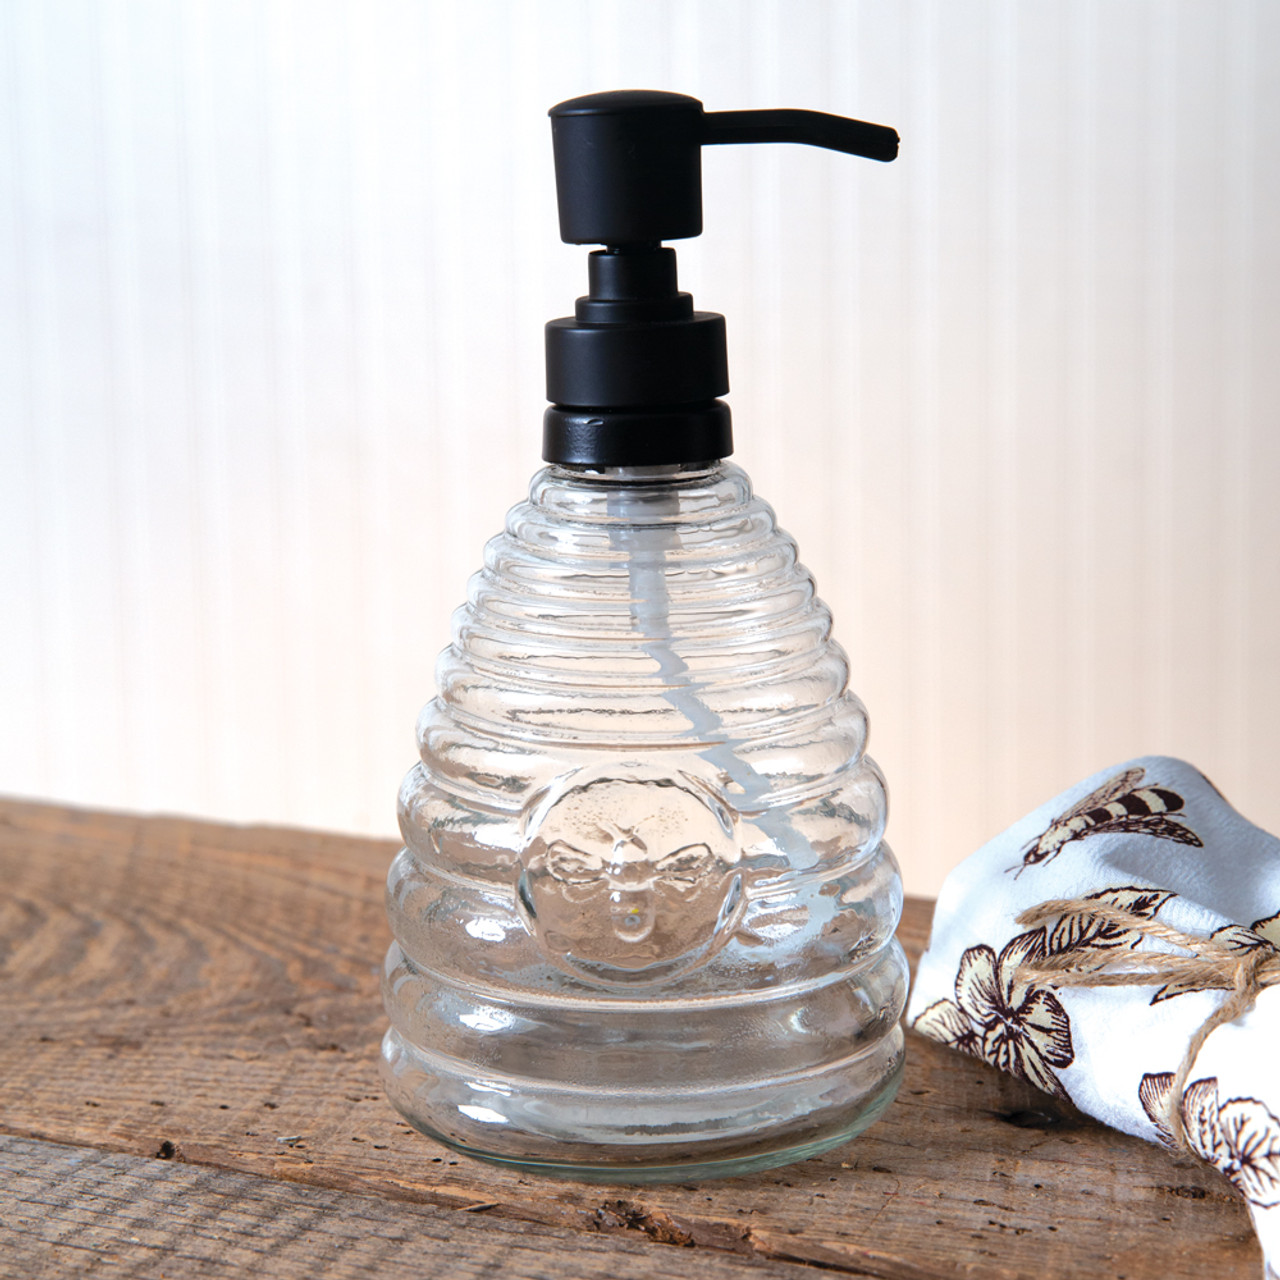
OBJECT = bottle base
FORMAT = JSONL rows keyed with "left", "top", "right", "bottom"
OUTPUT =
{"left": 382, "top": 1035, "right": 903, "bottom": 1184}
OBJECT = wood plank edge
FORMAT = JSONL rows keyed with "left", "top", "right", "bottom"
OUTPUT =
{"left": 4, "top": 1133, "right": 853, "bottom": 1280}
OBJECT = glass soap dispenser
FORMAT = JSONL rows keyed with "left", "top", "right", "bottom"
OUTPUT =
{"left": 382, "top": 91, "right": 908, "bottom": 1181}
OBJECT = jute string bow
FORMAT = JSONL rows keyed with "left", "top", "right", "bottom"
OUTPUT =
{"left": 1014, "top": 898, "right": 1280, "bottom": 1152}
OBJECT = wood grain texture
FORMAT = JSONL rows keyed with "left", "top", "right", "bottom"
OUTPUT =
{"left": 1, "top": 1134, "right": 827, "bottom": 1280}
{"left": 0, "top": 799, "right": 1263, "bottom": 1278}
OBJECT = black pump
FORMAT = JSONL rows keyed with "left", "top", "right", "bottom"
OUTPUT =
{"left": 542, "top": 90, "right": 899, "bottom": 468}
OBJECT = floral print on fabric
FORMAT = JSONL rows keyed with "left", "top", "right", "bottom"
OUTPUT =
{"left": 906, "top": 755, "right": 1280, "bottom": 1276}
{"left": 913, "top": 886, "right": 1178, "bottom": 1102}
{"left": 913, "top": 926, "right": 1075, "bottom": 1102}
{"left": 1043, "top": 886, "right": 1174, "bottom": 955}
{"left": 1140, "top": 1073, "right": 1280, "bottom": 1210}
{"left": 1253, "top": 912, "right": 1280, "bottom": 948}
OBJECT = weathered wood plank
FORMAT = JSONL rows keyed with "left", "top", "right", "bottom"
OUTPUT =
{"left": 0, "top": 799, "right": 1262, "bottom": 1278}
{"left": 1, "top": 1133, "right": 825, "bottom": 1279}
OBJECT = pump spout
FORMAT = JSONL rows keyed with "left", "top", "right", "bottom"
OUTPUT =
{"left": 702, "top": 108, "right": 898, "bottom": 162}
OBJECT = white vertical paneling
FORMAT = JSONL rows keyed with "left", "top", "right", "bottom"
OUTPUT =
{"left": 1241, "top": 0, "right": 1280, "bottom": 823}
{"left": 986, "top": 0, "right": 1020, "bottom": 836}
{"left": 0, "top": 6, "right": 42, "bottom": 783}
{"left": 1, "top": 0, "right": 1277, "bottom": 894}
{"left": 903, "top": 0, "right": 943, "bottom": 865}
{"left": 1219, "top": 0, "right": 1253, "bottom": 796}
{"left": 1061, "top": 0, "right": 1097, "bottom": 781}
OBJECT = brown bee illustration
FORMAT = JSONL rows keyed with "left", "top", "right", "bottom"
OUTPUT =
{"left": 1012, "top": 766, "right": 1202, "bottom": 877}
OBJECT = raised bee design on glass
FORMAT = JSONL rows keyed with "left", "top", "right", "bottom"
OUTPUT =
{"left": 517, "top": 770, "right": 748, "bottom": 984}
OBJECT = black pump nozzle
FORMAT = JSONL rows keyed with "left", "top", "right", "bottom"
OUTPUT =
{"left": 548, "top": 90, "right": 898, "bottom": 248}
{"left": 543, "top": 90, "right": 899, "bottom": 467}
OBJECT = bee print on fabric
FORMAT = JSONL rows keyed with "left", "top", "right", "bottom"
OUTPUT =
{"left": 1012, "top": 766, "right": 1203, "bottom": 878}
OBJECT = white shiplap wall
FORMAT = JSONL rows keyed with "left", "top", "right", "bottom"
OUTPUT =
{"left": 2, "top": 0, "right": 1277, "bottom": 895}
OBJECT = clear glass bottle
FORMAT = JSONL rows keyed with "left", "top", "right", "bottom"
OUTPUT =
{"left": 381, "top": 459, "right": 907, "bottom": 1181}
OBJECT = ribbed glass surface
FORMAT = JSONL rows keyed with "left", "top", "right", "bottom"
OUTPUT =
{"left": 381, "top": 461, "right": 906, "bottom": 1179}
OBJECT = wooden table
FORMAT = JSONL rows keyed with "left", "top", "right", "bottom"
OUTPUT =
{"left": 0, "top": 799, "right": 1261, "bottom": 1278}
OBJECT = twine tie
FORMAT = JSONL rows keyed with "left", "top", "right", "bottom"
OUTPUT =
{"left": 1014, "top": 898, "right": 1280, "bottom": 1151}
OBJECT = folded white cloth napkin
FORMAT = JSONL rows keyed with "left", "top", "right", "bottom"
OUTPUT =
{"left": 907, "top": 756, "right": 1280, "bottom": 1277}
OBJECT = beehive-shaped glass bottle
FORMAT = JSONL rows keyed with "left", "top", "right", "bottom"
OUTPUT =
{"left": 382, "top": 92, "right": 908, "bottom": 1180}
